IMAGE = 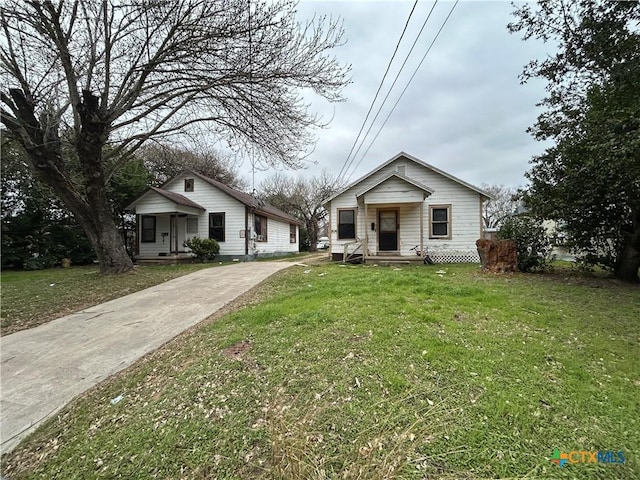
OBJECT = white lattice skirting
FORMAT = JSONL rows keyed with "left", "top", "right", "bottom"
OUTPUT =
{"left": 429, "top": 251, "right": 480, "bottom": 263}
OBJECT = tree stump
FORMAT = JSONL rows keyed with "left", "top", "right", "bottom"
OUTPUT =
{"left": 476, "top": 239, "right": 517, "bottom": 273}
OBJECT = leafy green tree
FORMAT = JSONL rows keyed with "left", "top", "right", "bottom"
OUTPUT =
{"left": 106, "top": 157, "right": 155, "bottom": 258}
{"left": 1, "top": 138, "right": 94, "bottom": 269}
{"left": 509, "top": 0, "right": 640, "bottom": 282}
{"left": 498, "top": 215, "right": 552, "bottom": 273}
{"left": 1, "top": 0, "right": 350, "bottom": 273}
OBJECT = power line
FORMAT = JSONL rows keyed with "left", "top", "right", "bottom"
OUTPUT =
{"left": 346, "top": 0, "right": 459, "bottom": 183}
{"left": 336, "top": 0, "right": 419, "bottom": 182}
{"left": 343, "top": 0, "right": 439, "bottom": 182}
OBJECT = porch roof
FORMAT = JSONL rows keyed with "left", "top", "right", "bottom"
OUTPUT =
{"left": 356, "top": 171, "right": 434, "bottom": 204}
{"left": 127, "top": 187, "right": 205, "bottom": 215}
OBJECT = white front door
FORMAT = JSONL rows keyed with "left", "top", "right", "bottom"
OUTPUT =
{"left": 170, "top": 216, "right": 187, "bottom": 253}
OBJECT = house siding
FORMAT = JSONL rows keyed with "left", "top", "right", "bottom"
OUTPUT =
{"left": 133, "top": 173, "right": 299, "bottom": 259}
{"left": 328, "top": 157, "right": 483, "bottom": 262}
{"left": 176, "top": 175, "right": 246, "bottom": 254}
{"left": 139, "top": 215, "right": 171, "bottom": 256}
{"left": 362, "top": 177, "right": 425, "bottom": 204}
{"left": 249, "top": 212, "right": 298, "bottom": 256}
{"left": 133, "top": 194, "right": 182, "bottom": 215}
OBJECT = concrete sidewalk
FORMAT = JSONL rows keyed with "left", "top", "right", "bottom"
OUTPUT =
{"left": 0, "top": 260, "right": 295, "bottom": 455}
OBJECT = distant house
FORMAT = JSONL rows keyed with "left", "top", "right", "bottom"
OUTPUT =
{"left": 126, "top": 171, "right": 300, "bottom": 262}
{"left": 323, "top": 152, "right": 491, "bottom": 263}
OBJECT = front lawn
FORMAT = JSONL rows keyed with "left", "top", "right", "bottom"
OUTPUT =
{"left": 0, "top": 263, "right": 217, "bottom": 335}
{"left": 2, "top": 263, "right": 638, "bottom": 479}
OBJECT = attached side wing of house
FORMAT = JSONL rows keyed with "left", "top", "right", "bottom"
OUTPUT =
{"left": 324, "top": 152, "right": 491, "bottom": 263}
{"left": 126, "top": 171, "right": 300, "bottom": 262}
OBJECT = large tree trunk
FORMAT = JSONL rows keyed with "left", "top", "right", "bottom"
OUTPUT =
{"left": 614, "top": 209, "right": 640, "bottom": 283}
{"left": 79, "top": 207, "right": 134, "bottom": 274}
{"left": 75, "top": 90, "right": 134, "bottom": 274}
{"left": 307, "top": 217, "right": 319, "bottom": 252}
{"left": 2, "top": 88, "right": 134, "bottom": 274}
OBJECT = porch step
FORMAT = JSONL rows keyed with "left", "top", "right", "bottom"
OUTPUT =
{"left": 135, "top": 255, "right": 194, "bottom": 265}
{"left": 365, "top": 256, "right": 424, "bottom": 265}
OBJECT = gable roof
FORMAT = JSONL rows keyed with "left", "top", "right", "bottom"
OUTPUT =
{"left": 355, "top": 171, "right": 435, "bottom": 199}
{"left": 187, "top": 171, "right": 301, "bottom": 225}
{"left": 125, "top": 186, "right": 206, "bottom": 212}
{"left": 149, "top": 187, "right": 205, "bottom": 210}
{"left": 324, "top": 151, "right": 491, "bottom": 205}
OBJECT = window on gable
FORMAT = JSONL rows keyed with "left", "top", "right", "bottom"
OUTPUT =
{"left": 209, "top": 212, "right": 225, "bottom": 242}
{"left": 254, "top": 214, "right": 267, "bottom": 241}
{"left": 338, "top": 209, "right": 356, "bottom": 239}
{"left": 430, "top": 205, "right": 451, "bottom": 239}
{"left": 290, "top": 224, "right": 297, "bottom": 243}
{"left": 141, "top": 215, "right": 156, "bottom": 243}
{"left": 184, "top": 178, "right": 194, "bottom": 192}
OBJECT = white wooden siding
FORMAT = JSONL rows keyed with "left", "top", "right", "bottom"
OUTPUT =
{"left": 249, "top": 212, "right": 298, "bottom": 255}
{"left": 362, "top": 177, "right": 425, "bottom": 204}
{"left": 329, "top": 157, "right": 483, "bottom": 257}
{"left": 133, "top": 194, "right": 173, "bottom": 214}
{"left": 134, "top": 173, "right": 299, "bottom": 258}
{"left": 138, "top": 215, "right": 172, "bottom": 256}
{"left": 162, "top": 174, "right": 248, "bottom": 256}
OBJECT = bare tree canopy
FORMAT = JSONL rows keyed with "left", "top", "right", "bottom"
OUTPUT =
{"left": 0, "top": 0, "right": 350, "bottom": 273}
{"left": 481, "top": 184, "right": 519, "bottom": 229}
{"left": 258, "top": 171, "right": 340, "bottom": 250}
{"left": 138, "top": 143, "right": 248, "bottom": 190}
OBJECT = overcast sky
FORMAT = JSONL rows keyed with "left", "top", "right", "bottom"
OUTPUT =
{"left": 246, "top": 0, "right": 555, "bottom": 189}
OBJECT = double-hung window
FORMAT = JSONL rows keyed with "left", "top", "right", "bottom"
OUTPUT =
{"left": 338, "top": 209, "right": 356, "bottom": 239}
{"left": 141, "top": 216, "right": 156, "bottom": 243}
{"left": 209, "top": 213, "right": 225, "bottom": 242}
{"left": 430, "top": 205, "right": 451, "bottom": 239}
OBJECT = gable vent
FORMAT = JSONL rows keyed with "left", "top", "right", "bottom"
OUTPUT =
{"left": 396, "top": 165, "right": 406, "bottom": 175}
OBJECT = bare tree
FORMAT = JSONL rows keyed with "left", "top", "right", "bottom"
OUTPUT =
{"left": 139, "top": 143, "right": 248, "bottom": 190}
{"left": 258, "top": 171, "right": 340, "bottom": 251}
{"left": 0, "top": 0, "right": 350, "bottom": 273}
{"left": 481, "top": 184, "right": 519, "bottom": 229}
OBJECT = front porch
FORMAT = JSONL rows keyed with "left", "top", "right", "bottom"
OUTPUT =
{"left": 134, "top": 253, "right": 195, "bottom": 265}
{"left": 364, "top": 254, "right": 426, "bottom": 265}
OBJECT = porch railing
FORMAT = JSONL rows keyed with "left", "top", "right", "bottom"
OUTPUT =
{"left": 343, "top": 239, "right": 363, "bottom": 263}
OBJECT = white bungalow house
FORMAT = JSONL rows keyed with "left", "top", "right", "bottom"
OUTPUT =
{"left": 126, "top": 171, "right": 301, "bottom": 262}
{"left": 323, "top": 152, "right": 491, "bottom": 263}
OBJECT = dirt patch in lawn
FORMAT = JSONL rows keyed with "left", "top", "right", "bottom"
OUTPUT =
{"left": 222, "top": 340, "right": 252, "bottom": 360}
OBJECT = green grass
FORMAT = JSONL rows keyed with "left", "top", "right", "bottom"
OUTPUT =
{"left": 0, "top": 263, "right": 217, "bottom": 335}
{"left": 2, "top": 263, "right": 639, "bottom": 479}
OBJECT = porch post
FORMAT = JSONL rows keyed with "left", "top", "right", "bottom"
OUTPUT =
{"left": 420, "top": 202, "right": 424, "bottom": 255}
{"left": 171, "top": 213, "right": 178, "bottom": 253}
{"left": 364, "top": 202, "right": 369, "bottom": 259}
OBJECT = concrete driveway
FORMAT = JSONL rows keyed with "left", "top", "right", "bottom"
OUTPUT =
{"left": 0, "top": 260, "right": 296, "bottom": 455}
